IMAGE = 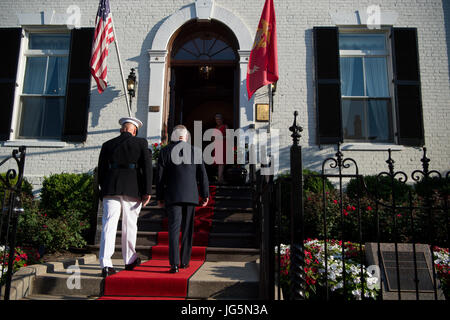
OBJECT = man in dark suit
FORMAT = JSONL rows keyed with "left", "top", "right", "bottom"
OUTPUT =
{"left": 97, "top": 117, "right": 152, "bottom": 277}
{"left": 156, "top": 125, "right": 209, "bottom": 273}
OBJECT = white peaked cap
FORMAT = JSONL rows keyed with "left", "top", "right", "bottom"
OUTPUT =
{"left": 119, "top": 117, "right": 143, "bottom": 129}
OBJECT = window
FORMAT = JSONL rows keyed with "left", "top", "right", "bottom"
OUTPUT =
{"left": 0, "top": 28, "right": 94, "bottom": 144}
{"left": 18, "top": 33, "right": 70, "bottom": 139}
{"left": 339, "top": 33, "right": 393, "bottom": 142}
{"left": 314, "top": 27, "right": 423, "bottom": 147}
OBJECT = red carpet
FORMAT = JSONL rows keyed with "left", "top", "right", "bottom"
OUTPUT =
{"left": 99, "top": 186, "right": 216, "bottom": 300}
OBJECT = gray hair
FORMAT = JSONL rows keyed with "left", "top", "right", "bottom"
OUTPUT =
{"left": 171, "top": 125, "right": 189, "bottom": 142}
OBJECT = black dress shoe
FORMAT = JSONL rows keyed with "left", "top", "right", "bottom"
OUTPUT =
{"left": 180, "top": 263, "right": 190, "bottom": 269}
{"left": 169, "top": 265, "right": 179, "bottom": 273}
{"left": 125, "top": 257, "right": 141, "bottom": 271}
{"left": 102, "top": 267, "right": 116, "bottom": 278}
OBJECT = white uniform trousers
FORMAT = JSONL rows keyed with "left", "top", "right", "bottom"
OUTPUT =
{"left": 99, "top": 195, "right": 142, "bottom": 268}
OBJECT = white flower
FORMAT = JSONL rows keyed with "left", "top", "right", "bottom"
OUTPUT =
{"left": 328, "top": 272, "right": 337, "bottom": 281}
{"left": 367, "top": 277, "right": 378, "bottom": 285}
{"left": 0, "top": 267, "right": 7, "bottom": 278}
{"left": 352, "top": 289, "right": 361, "bottom": 298}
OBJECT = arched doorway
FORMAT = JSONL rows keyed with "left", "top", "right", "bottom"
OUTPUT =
{"left": 163, "top": 20, "right": 239, "bottom": 142}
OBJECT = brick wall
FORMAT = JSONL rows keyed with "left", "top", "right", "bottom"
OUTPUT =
{"left": 0, "top": 0, "right": 448, "bottom": 191}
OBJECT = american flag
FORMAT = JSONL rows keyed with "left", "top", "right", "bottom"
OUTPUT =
{"left": 90, "top": 0, "right": 115, "bottom": 93}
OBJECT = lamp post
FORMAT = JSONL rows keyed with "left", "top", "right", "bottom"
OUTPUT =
{"left": 127, "top": 68, "right": 137, "bottom": 110}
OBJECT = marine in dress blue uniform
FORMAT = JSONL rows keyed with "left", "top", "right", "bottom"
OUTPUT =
{"left": 97, "top": 117, "right": 152, "bottom": 277}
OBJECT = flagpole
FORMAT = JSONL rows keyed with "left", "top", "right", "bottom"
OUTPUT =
{"left": 268, "top": 84, "right": 272, "bottom": 133}
{"left": 110, "top": 13, "right": 131, "bottom": 117}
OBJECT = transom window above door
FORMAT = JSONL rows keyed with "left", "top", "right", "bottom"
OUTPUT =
{"left": 172, "top": 32, "right": 236, "bottom": 61}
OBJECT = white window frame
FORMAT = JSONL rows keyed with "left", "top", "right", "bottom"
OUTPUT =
{"left": 8, "top": 27, "right": 70, "bottom": 146}
{"left": 338, "top": 28, "right": 398, "bottom": 147}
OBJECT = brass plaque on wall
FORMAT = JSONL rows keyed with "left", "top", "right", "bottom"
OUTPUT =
{"left": 256, "top": 103, "right": 269, "bottom": 122}
{"left": 149, "top": 106, "right": 160, "bottom": 112}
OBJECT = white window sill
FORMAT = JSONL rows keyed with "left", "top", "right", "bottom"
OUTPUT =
{"left": 341, "top": 143, "right": 405, "bottom": 151}
{"left": 3, "top": 140, "right": 67, "bottom": 148}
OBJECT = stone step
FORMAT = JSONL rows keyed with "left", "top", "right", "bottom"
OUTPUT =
{"left": 87, "top": 245, "right": 259, "bottom": 262}
{"left": 115, "top": 231, "right": 158, "bottom": 246}
{"left": 114, "top": 209, "right": 254, "bottom": 233}
{"left": 111, "top": 230, "right": 257, "bottom": 248}
{"left": 208, "top": 233, "right": 257, "bottom": 248}
{"left": 134, "top": 216, "right": 254, "bottom": 232}
{"left": 26, "top": 257, "right": 259, "bottom": 300}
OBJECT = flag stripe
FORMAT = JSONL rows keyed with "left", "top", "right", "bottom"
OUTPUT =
{"left": 90, "top": 0, "right": 115, "bottom": 94}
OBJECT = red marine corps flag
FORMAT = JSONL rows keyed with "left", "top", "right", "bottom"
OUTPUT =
{"left": 246, "top": 0, "right": 278, "bottom": 100}
{"left": 90, "top": 0, "right": 115, "bottom": 93}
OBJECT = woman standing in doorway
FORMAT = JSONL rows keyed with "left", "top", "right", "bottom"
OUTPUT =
{"left": 214, "top": 113, "right": 228, "bottom": 184}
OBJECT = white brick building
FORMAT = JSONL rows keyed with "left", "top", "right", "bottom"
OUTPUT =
{"left": 0, "top": 0, "right": 449, "bottom": 191}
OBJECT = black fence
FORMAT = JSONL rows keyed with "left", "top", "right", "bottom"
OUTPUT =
{"left": 0, "top": 147, "right": 26, "bottom": 301}
{"left": 256, "top": 112, "right": 449, "bottom": 300}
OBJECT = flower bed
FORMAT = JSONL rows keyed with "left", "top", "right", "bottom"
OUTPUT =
{"left": 0, "top": 246, "right": 41, "bottom": 285}
{"left": 433, "top": 246, "right": 450, "bottom": 299}
{"left": 279, "top": 239, "right": 379, "bottom": 300}
{"left": 279, "top": 240, "right": 450, "bottom": 300}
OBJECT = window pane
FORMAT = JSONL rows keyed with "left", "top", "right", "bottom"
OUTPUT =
{"left": 18, "top": 97, "right": 43, "bottom": 137}
{"left": 342, "top": 99, "right": 366, "bottom": 140}
{"left": 19, "top": 96, "right": 64, "bottom": 139}
{"left": 340, "top": 57, "right": 364, "bottom": 96}
{"left": 342, "top": 98, "right": 393, "bottom": 142}
{"left": 175, "top": 48, "right": 197, "bottom": 60}
{"left": 23, "top": 57, "right": 46, "bottom": 94}
{"left": 211, "top": 47, "right": 235, "bottom": 60}
{"left": 364, "top": 57, "right": 389, "bottom": 97}
{"left": 174, "top": 40, "right": 198, "bottom": 59}
{"left": 367, "top": 99, "right": 393, "bottom": 142}
{"left": 45, "top": 56, "right": 69, "bottom": 95}
{"left": 173, "top": 36, "right": 235, "bottom": 60}
{"left": 339, "top": 34, "right": 386, "bottom": 51}
{"left": 28, "top": 34, "right": 70, "bottom": 50}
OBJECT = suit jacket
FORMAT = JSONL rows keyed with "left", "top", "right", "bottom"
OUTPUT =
{"left": 98, "top": 132, "right": 152, "bottom": 200}
{"left": 156, "top": 141, "right": 209, "bottom": 206}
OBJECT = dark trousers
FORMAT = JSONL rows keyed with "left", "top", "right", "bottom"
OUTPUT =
{"left": 166, "top": 204, "right": 195, "bottom": 266}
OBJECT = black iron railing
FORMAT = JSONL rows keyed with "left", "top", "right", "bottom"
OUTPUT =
{"left": 0, "top": 146, "right": 26, "bottom": 301}
{"left": 257, "top": 112, "right": 449, "bottom": 300}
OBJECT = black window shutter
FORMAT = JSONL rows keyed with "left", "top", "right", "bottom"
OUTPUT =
{"left": 0, "top": 28, "right": 21, "bottom": 141}
{"left": 62, "top": 28, "right": 94, "bottom": 142}
{"left": 391, "top": 28, "right": 424, "bottom": 146}
{"left": 313, "top": 27, "right": 343, "bottom": 145}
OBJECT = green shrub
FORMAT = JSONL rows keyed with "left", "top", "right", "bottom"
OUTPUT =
{"left": 303, "top": 169, "right": 335, "bottom": 194}
{"left": 13, "top": 172, "right": 95, "bottom": 253}
{"left": 0, "top": 173, "right": 33, "bottom": 202}
{"left": 276, "top": 169, "right": 335, "bottom": 194}
{"left": 414, "top": 176, "right": 450, "bottom": 198}
{"left": 346, "top": 175, "right": 413, "bottom": 203}
{"left": 17, "top": 194, "right": 89, "bottom": 253}
{"left": 40, "top": 172, "right": 94, "bottom": 220}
